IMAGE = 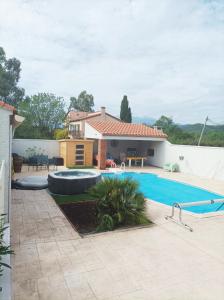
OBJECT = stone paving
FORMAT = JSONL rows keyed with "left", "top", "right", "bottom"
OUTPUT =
{"left": 11, "top": 167, "right": 224, "bottom": 300}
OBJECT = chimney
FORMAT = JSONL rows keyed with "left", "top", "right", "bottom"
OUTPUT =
{"left": 101, "top": 106, "right": 106, "bottom": 119}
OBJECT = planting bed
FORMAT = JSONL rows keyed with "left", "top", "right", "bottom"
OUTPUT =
{"left": 59, "top": 200, "right": 97, "bottom": 234}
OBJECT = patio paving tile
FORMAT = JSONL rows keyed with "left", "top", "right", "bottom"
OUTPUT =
{"left": 12, "top": 167, "right": 224, "bottom": 299}
{"left": 58, "top": 255, "right": 87, "bottom": 277}
{"left": 37, "top": 273, "right": 73, "bottom": 300}
{"left": 84, "top": 269, "right": 121, "bottom": 299}
{"left": 13, "top": 278, "right": 38, "bottom": 299}
{"left": 65, "top": 273, "right": 96, "bottom": 300}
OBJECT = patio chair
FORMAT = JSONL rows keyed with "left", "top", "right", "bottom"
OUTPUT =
{"left": 37, "top": 155, "right": 49, "bottom": 171}
{"left": 28, "top": 156, "right": 38, "bottom": 171}
{"left": 163, "top": 163, "right": 179, "bottom": 172}
{"left": 95, "top": 154, "right": 116, "bottom": 168}
{"left": 48, "top": 157, "right": 64, "bottom": 170}
{"left": 28, "top": 155, "right": 49, "bottom": 171}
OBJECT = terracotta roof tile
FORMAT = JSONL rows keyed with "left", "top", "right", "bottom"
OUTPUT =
{"left": 68, "top": 111, "right": 102, "bottom": 121}
{"left": 0, "top": 101, "right": 15, "bottom": 111}
{"left": 68, "top": 110, "right": 120, "bottom": 122}
{"left": 68, "top": 111, "right": 89, "bottom": 121}
{"left": 87, "top": 120, "right": 167, "bottom": 138}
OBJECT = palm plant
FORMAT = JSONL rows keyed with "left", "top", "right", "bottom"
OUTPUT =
{"left": 0, "top": 214, "right": 13, "bottom": 292}
{"left": 89, "top": 177, "right": 149, "bottom": 232}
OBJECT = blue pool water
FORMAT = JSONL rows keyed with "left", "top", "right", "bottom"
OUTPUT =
{"left": 102, "top": 172, "right": 224, "bottom": 214}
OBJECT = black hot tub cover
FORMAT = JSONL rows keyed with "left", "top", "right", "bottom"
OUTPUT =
{"left": 12, "top": 176, "right": 48, "bottom": 190}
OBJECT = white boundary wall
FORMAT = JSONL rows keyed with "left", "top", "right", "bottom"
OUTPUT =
{"left": 12, "top": 139, "right": 60, "bottom": 158}
{"left": 151, "top": 141, "right": 224, "bottom": 180}
{"left": 12, "top": 138, "right": 224, "bottom": 180}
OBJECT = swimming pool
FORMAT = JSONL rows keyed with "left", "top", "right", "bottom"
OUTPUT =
{"left": 102, "top": 172, "right": 224, "bottom": 214}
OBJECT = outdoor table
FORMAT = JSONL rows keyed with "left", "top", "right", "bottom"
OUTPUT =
{"left": 127, "top": 157, "right": 146, "bottom": 167}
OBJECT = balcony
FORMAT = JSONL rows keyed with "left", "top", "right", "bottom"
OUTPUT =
{"left": 68, "top": 130, "right": 84, "bottom": 139}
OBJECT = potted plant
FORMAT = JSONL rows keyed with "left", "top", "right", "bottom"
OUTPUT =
{"left": 12, "top": 153, "right": 23, "bottom": 173}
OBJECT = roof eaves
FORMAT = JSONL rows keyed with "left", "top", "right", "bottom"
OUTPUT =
{"left": 101, "top": 133, "right": 167, "bottom": 138}
{"left": 0, "top": 101, "right": 15, "bottom": 112}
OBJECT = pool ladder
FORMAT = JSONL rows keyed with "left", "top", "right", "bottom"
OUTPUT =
{"left": 120, "top": 162, "right": 126, "bottom": 171}
{"left": 165, "top": 199, "right": 224, "bottom": 232}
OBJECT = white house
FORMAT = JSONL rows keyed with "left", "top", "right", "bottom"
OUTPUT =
{"left": 0, "top": 101, "right": 24, "bottom": 300}
{"left": 0, "top": 101, "right": 24, "bottom": 220}
{"left": 67, "top": 107, "right": 167, "bottom": 169}
{"left": 67, "top": 106, "right": 121, "bottom": 139}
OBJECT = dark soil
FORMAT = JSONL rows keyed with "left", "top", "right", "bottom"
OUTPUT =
{"left": 60, "top": 201, "right": 97, "bottom": 234}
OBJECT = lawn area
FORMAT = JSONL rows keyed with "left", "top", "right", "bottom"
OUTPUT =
{"left": 52, "top": 193, "right": 95, "bottom": 205}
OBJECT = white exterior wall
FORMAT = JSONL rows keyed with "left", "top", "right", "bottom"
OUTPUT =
{"left": 0, "top": 108, "right": 12, "bottom": 217}
{"left": 12, "top": 139, "right": 60, "bottom": 158}
{"left": 147, "top": 141, "right": 169, "bottom": 167}
{"left": 72, "top": 113, "right": 120, "bottom": 137}
{"left": 151, "top": 141, "right": 224, "bottom": 180}
{"left": 85, "top": 123, "right": 102, "bottom": 139}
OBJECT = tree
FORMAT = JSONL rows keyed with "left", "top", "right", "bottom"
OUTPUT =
{"left": 154, "top": 115, "right": 224, "bottom": 147}
{"left": 154, "top": 115, "right": 184, "bottom": 138}
{"left": 15, "top": 93, "right": 66, "bottom": 139}
{"left": 0, "top": 47, "right": 25, "bottom": 107}
{"left": 69, "top": 90, "right": 94, "bottom": 112}
{"left": 154, "top": 115, "right": 176, "bottom": 133}
{"left": 128, "top": 107, "right": 132, "bottom": 123}
{"left": 120, "top": 95, "right": 132, "bottom": 123}
{"left": 154, "top": 115, "right": 196, "bottom": 145}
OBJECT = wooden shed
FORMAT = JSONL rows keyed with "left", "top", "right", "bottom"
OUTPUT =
{"left": 59, "top": 139, "right": 94, "bottom": 167}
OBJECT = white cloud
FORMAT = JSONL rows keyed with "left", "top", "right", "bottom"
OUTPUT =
{"left": 0, "top": 0, "right": 224, "bottom": 123}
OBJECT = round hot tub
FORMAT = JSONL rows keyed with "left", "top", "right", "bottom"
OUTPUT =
{"left": 48, "top": 170, "right": 101, "bottom": 195}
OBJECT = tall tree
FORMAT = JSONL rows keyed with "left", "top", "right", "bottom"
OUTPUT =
{"left": 69, "top": 90, "right": 94, "bottom": 112}
{"left": 154, "top": 115, "right": 175, "bottom": 132}
{"left": 120, "top": 95, "right": 132, "bottom": 123}
{"left": 0, "top": 47, "right": 25, "bottom": 107}
{"left": 15, "top": 93, "right": 66, "bottom": 139}
{"left": 154, "top": 115, "right": 193, "bottom": 144}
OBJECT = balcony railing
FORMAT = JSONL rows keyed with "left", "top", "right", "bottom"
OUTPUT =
{"left": 68, "top": 130, "right": 84, "bottom": 139}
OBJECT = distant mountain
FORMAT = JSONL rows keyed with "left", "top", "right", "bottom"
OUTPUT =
{"left": 179, "top": 124, "right": 224, "bottom": 133}
{"left": 132, "top": 116, "right": 156, "bottom": 125}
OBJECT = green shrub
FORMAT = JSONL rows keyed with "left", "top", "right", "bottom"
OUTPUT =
{"left": 0, "top": 215, "right": 13, "bottom": 292}
{"left": 53, "top": 128, "right": 68, "bottom": 140}
{"left": 89, "top": 177, "right": 149, "bottom": 232}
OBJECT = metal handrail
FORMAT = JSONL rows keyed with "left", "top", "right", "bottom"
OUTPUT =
{"left": 0, "top": 160, "right": 5, "bottom": 215}
{"left": 0, "top": 160, "right": 5, "bottom": 190}
{"left": 120, "top": 162, "right": 126, "bottom": 171}
{"left": 165, "top": 198, "right": 224, "bottom": 232}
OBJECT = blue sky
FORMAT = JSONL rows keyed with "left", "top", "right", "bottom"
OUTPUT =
{"left": 0, "top": 0, "right": 224, "bottom": 123}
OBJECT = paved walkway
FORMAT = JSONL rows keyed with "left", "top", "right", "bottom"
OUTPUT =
{"left": 11, "top": 168, "right": 224, "bottom": 300}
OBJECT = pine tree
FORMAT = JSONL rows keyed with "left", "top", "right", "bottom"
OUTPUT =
{"left": 120, "top": 95, "right": 132, "bottom": 123}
